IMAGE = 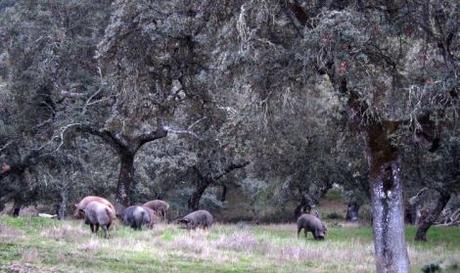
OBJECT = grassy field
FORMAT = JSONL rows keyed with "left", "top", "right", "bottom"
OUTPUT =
{"left": 0, "top": 216, "right": 459, "bottom": 273}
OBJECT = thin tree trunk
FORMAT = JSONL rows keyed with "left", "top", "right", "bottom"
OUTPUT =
{"left": 367, "top": 124, "right": 410, "bottom": 273}
{"left": 12, "top": 198, "right": 22, "bottom": 217}
{"left": 58, "top": 187, "right": 68, "bottom": 220}
{"left": 294, "top": 203, "right": 304, "bottom": 220}
{"left": 116, "top": 153, "right": 135, "bottom": 206}
{"left": 187, "top": 161, "right": 249, "bottom": 211}
{"left": 415, "top": 191, "right": 451, "bottom": 241}
{"left": 346, "top": 201, "right": 360, "bottom": 222}
{"left": 294, "top": 196, "right": 308, "bottom": 220}
{"left": 220, "top": 185, "right": 227, "bottom": 202}
{"left": 188, "top": 180, "right": 210, "bottom": 211}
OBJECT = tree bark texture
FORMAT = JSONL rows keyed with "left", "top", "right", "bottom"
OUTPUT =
{"left": 367, "top": 123, "right": 410, "bottom": 273}
{"left": 116, "top": 153, "right": 135, "bottom": 206}
{"left": 58, "top": 187, "right": 68, "bottom": 220}
{"left": 415, "top": 191, "right": 451, "bottom": 241}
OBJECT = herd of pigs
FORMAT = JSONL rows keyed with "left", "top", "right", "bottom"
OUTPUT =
{"left": 74, "top": 195, "right": 327, "bottom": 240}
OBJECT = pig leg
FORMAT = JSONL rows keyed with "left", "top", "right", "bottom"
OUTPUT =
{"left": 297, "top": 227, "right": 302, "bottom": 238}
{"left": 304, "top": 229, "right": 308, "bottom": 239}
{"left": 90, "top": 224, "right": 95, "bottom": 233}
{"left": 101, "top": 225, "right": 109, "bottom": 238}
{"left": 95, "top": 224, "right": 100, "bottom": 233}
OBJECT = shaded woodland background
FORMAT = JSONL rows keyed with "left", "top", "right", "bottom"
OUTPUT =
{"left": 0, "top": 1, "right": 459, "bottom": 272}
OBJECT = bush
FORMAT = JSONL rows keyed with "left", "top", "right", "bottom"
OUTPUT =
{"left": 326, "top": 212, "right": 343, "bottom": 220}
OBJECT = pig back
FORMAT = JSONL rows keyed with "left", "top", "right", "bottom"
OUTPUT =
{"left": 85, "top": 201, "right": 113, "bottom": 226}
{"left": 75, "top": 196, "right": 115, "bottom": 217}
{"left": 185, "top": 210, "right": 213, "bottom": 228}
{"left": 297, "top": 214, "right": 323, "bottom": 230}
{"left": 143, "top": 200, "right": 169, "bottom": 211}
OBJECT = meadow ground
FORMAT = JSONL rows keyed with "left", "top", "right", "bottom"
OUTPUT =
{"left": 0, "top": 216, "right": 459, "bottom": 273}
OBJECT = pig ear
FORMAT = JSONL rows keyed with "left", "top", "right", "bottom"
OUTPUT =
{"left": 74, "top": 204, "right": 79, "bottom": 208}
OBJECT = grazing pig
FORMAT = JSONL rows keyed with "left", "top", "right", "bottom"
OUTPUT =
{"left": 141, "top": 206, "right": 161, "bottom": 229}
{"left": 297, "top": 213, "right": 327, "bottom": 240}
{"left": 74, "top": 196, "right": 115, "bottom": 219}
{"left": 178, "top": 210, "right": 213, "bottom": 230}
{"left": 143, "top": 200, "right": 169, "bottom": 221}
{"left": 122, "top": 206, "right": 151, "bottom": 230}
{"left": 84, "top": 201, "right": 115, "bottom": 238}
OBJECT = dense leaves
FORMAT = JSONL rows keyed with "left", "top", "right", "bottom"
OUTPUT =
{"left": 0, "top": 1, "right": 459, "bottom": 272}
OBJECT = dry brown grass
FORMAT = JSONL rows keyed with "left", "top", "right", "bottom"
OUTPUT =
{"left": 0, "top": 223, "right": 24, "bottom": 238}
{"left": 41, "top": 224, "right": 87, "bottom": 242}
{"left": 5, "top": 263, "right": 58, "bottom": 273}
{"left": 20, "top": 248, "right": 40, "bottom": 264}
{"left": 1, "top": 216, "right": 459, "bottom": 273}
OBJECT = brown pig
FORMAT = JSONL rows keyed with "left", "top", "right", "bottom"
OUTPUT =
{"left": 143, "top": 200, "right": 169, "bottom": 221}
{"left": 142, "top": 206, "right": 161, "bottom": 229}
{"left": 84, "top": 201, "right": 116, "bottom": 238}
{"left": 74, "top": 196, "right": 115, "bottom": 219}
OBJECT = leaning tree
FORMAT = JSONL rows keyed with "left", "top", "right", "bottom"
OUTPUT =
{"left": 403, "top": 129, "right": 460, "bottom": 241}
{"left": 229, "top": 0, "right": 459, "bottom": 272}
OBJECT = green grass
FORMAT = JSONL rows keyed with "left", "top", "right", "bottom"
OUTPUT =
{"left": 1, "top": 216, "right": 459, "bottom": 273}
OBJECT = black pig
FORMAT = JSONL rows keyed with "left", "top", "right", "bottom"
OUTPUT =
{"left": 178, "top": 210, "right": 213, "bottom": 230}
{"left": 122, "top": 205, "right": 151, "bottom": 230}
{"left": 297, "top": 213, "right": 327, "bottom": 240}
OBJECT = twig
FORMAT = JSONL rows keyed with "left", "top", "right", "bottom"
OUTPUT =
{"left": 52, "top": 123, "right": 82, "bottom": 152}
{"left": 82, "top": 66, "right": 105, "bottom": 115}
{"left": 163, "top": 126, "right": 202, "bottom": 140}
{"left": 187, "top": 117, "right": 207, "bottom": 130}
{"left": 0, "top": 140, "right": 13, "bottom": 153}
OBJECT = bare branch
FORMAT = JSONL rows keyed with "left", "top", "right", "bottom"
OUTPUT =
{"left": 51, "top": 123, "right": 83, "bottom": 153}
{"left": 187, "top": 117, "right": 207, "bottom": 130}
{"left": 0, "top": 141, "right": 13, "bottom": 154}
{"left": 163, "top": 125, "right": 201, "bottom": 140}
{"left": 136, "top": 127, "right": 168, "bottom": 150}
{"left": 74, "top": 124, "right": 126, "bottom": 152}
{"left": 82, "top": 66, "right": 105, "bottom": 115}
{"left": 213, "top": 160, "right": 250, "bottom": 181}
{"left": 60, "top": 91, "right": 86, "bottom": 98}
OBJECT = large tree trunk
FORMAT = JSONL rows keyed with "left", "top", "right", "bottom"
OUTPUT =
{"left": 116, "top": 152, "right": 135, "bottom": 206}
{"left": 367, "top": 124, "right": 410, "bottom": 273}
{"left": 415, "top": 191, "right": 451, "bottom": 241}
